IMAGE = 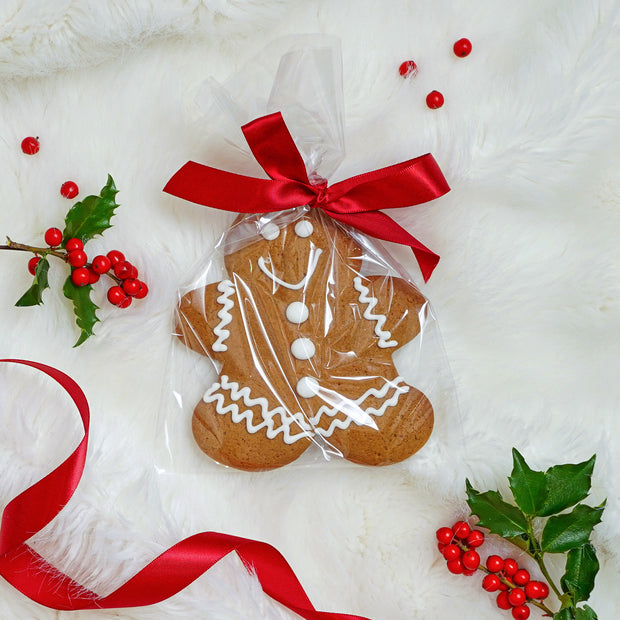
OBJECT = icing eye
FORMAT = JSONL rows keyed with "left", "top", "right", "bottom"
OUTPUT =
{"left": 260, "top": 223, "right": 280, "bottom": 241}
{"left": 294, "top": 220, "right": 313, "bottom": 238}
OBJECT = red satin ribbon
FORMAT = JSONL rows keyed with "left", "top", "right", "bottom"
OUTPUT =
{"left": 0, "top": 359, "right": 370, "bottom": 619}
{"left": 163, "top": 111, "right": 449, "bottom": 282}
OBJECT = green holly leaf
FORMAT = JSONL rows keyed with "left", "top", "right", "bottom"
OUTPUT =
{"left": 575, "top": 605, "right": 598, "bottom": 619}
{"left": 62, "top": 277, "right": 99, "bottom": 347}
{"left": 561, "top": 543, "right": 600, "bottom": 603}
{"left": 15, "top": 257, "right": 50, "bottom": 306}
{"left": 509, "top": 448, "right": 548, "bottom": 516}
{"left": 537, "top": 455, "right": 596, "bottom": 517}
{"left": 62, "top": 174, "right": 119, "bottom": 244}
{"left": 553, "top": 610, "right": 573, "bottom": 620}
{"left": 465, "top": 480, "right": 529, "bottom": 538}
{"left": 541, "top": 502, "right": 605, "bottom": 554}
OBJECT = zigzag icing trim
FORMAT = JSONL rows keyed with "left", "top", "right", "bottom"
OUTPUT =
{"left": 353, "top": 276, "right": 398, "bottom": 348}
{"left": 212, "top": 280, "right": 235, "bottom": 352}
{"left": 202, "top": 375, "right": 409, "bottom": 444}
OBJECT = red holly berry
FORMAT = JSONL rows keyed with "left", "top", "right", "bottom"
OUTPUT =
{"left": 114, "top": 260, "right": 133, "bottom": 279}
{"left": 446, "top": 558, "right": 463, "bottom": 574}
{"left": 133, "top": 281, "right": 148, "bottom": 299}
{"left": 511, "top": 605, "right": 530, "bottom": 620}
{"left": 508, "top": 588, "right": 526, "bottom": 607}
{"left": 426, "top": 90, "right": 444, "bottom": 109}
{"left": 122, "top": 278, "right": 141, "bottom": 296}
{"left": 453, "top": 38, "right": 473, "bottom": 58}
{"left": 92, "top": 255, "right": 111, "bottom": 274}
{"left": 44, "top": 227, "right": 63, "bottom": 247}
{"left": 461, "top": 550, "right": 480, "bottom": 571}
{"left": 503, "top": 558, "right": 519, "bottom": 577}
{"left": 486, "top": 555, "right": 504, "bottom": 573}
{"left": 107, "top": 286, "right": 127, "bottom": 306}
{"left": 71, "top": 267, "right": 90, "bottom": 287}
{"left": 128, "top": 264, "right": 138, "bottom": 279}
{"left": 537, "top": 582, "right": 549, "bottom": 599}
{"left": 436, "top": 527, "right": 454, "bottom": 545}
{"left": 118, "top": 295, "right": 132, "bottom": 308}
{"left": 67, "top": 250, "right": 87, "bottom": 268}
{"left": 496, "top": 591, "right": 512, "bottom": 610}
{"left": 463, "top": 568, "right": 477, "bottom": 576}
{"left": 107, "top": 250, "right": 125, "bottom": 267}
{"left": 60, "top": 181, "right": 79, "bottom": 199}
{"left": 28, "top": 256, "right": 40, "bottom": 275}
{"left": 465, "top": 530, "right": 485, "bottom": 548}
{"left": 482, "top": 574, "right": 501, "bottom": 592}
{"left": 513, "top": 569, "right": 530, "bottom": 586}
{"left": 442, "top": 544, "right": 461, "bottom": 562}
{"left": 65, "top": 238, "right": 84, "bottom": 252}
{"left": 88, "top": 268, "right": 100, "bottom": 284}
{"left": 398, "top": 60, "right": 418, "bottom": 78}
{"left": 498, "top": 581, "right": 509, "bottom": 591}
{"left": 524, "top": 581, "right": 543, "bottom": 599}
{"left": 21, "top": 136, "right": 40, "bottom": 155}
{"left": 452, "top": 521, "right": 471, "bottom": 539}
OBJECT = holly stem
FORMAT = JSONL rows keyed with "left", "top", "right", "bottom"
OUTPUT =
{"left": 525, "top": 517, "right": 564, "bottom": 603}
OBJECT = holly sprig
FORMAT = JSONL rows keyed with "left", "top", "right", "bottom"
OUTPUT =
{"left": 2, "top": 175, "right": 148, "bottom": 346}
{"left": 465, "top": 449, "right": 603, "bottom": 619}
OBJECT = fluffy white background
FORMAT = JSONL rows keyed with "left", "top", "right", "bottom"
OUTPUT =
{"left": 1, "top": 1, "right": 619, "bottom": 618}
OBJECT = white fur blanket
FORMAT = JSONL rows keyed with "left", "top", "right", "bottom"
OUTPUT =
{"left": 0, "top": 1, "right": 618, "bottom": 618}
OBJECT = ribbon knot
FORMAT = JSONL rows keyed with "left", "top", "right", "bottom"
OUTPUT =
{"left": 163, "top": 111, "right": 450, "bottom": 281}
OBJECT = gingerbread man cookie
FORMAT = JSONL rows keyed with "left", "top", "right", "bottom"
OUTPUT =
{"left": 176, "top": 208, "right": 433, "bottom": 471}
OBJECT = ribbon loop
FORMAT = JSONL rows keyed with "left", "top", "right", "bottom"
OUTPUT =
{"left": 164, "top": 111, "right": 449, "bottom": 281}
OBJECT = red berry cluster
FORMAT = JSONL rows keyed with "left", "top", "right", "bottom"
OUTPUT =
{"left": 436, "top": 524, "right": 550, "bottom": 620}
{"left": 40, "top": 227, "right": 148, "bottom": 308}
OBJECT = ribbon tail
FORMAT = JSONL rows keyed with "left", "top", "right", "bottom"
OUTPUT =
{"left": 327, "top": 210, "right": 439, "bottom": 282}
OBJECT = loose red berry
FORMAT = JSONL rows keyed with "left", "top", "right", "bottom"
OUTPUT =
{"left": 442, "top": 544, "right": 461, "bottom": 562}
{"left": 496, "top": 591, "right": 512, "bottom": 610}
{"left": 114, "top": 260, "right": 133, "bottom": 279}
{"left": 511, "top": 605, "right": 530, "bottom": 620}
{"left": 503, "top": 559, "right": 519, "bottom": 577}
{"left": 508, "top": 588, "right": 526, "bottom": 607}
{"left": 461, "top": 550, "right": 480, "bottom": 571}
{"left": 44, "top": 227, "right": 63, "bottom": 247}
{"left": 88, "top": 268, "right": 100, "bottom": 284}
{"left": 513, "top": 569, "right": 530, "bottom": 586}
{"left": 426, "top": 90, "right": 444, "bottom": 109}
{"left": 453, "top": 38, "right": 473, "bottom": 58}
{"left": 482, "top": 574, "right": 501, "bottom": 592}
{"left": 452, "top": 521, "right": 470, "bottom": 540}
{"left": 28, "top": 256, "right": 40, "bottom": 275}
{"left": 538, "top": 582, "right": 549, "bottom": 599}
{"left": 92, "top": 255, "right": 111, "bottom": 274}
{"left": 446, "top": 558, "right": 463, "bottom": 574}
{"left": 107, "top": 250, "right": 125, "bottom": 267}
{"left": 107, "top": 286, "right": 127, "bottom": 306}
{"left": 65, "top": 238, "right": 84, "bottom": 252}
{"left": 486, "top": 555, "right": 504, "bottom": 573}
{"left": 398, "top": 60, "right": 418, "bottom": 78}
{"left": 71, "top": 267, "right": 90, "bottom": 287}
{"left": 21, "top": 136, "right": 40, "bottom": 155}
{"left": 466, "top": 530, "right": 485, "bottom": 548}
{"left": 122, "top": 278, "right": 141, "bottom": 296}
{"left": 60, "top": 181, "right": 79, "bottom": 199}
{"left": 68, "top": 249, "right": 87, "bottom": 268}
{"left": 133, "top": 281, "right": 148, "bottom": 299}
{"left": 436, "top": 527, "right": 454, "bottom": 545}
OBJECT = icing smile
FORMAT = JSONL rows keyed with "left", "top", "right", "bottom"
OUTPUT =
{"left": 257, "top": 248, "right": 323, "bottom": 290}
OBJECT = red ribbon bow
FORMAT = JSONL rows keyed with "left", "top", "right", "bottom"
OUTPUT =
{"left": 164, "top": 112, "right": 450, "bottom": 281}
{"left": 0, "top": 359, "right": 370, "bottom": 619}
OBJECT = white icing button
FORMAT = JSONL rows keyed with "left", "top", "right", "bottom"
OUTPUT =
{"left": 285, "top": 301, "right": 309, "bottom": 324}
{"left": 294, "top": 219, "right": 313, "bottom": 238}
{"left": 291, "top": 337, "right": 316, "bottom": 360}
{"left": 296, "top": 376, "right": 319, "bottom": 398}
{"left": 260, "top": 223, "right": 280, "bottom": 241}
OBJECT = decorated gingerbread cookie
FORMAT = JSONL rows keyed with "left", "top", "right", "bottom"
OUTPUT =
{"left": 176, "top": 208, "right": 433, "bottom": 471}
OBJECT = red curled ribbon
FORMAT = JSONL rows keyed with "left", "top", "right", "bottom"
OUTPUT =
{"left": 163, "top": 111, "right": 450, "bottom": 282}
{"left": 0, "top": 359, "right": 370, "bottom": 619}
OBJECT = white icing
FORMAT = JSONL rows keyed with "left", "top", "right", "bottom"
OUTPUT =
{"left": 212, "top": 279, "right": 235, "bottom": 352}
{"left": 291, "top": 337, "right": 315, "bottom": 360}
{"left": 353, "top": 276, "right": 398, "bottom": 348}
{"left": 296, "top": 376, "right": 319, "bottom": 398}
{"left": 260, "top": 223, "right": 280, "bottom": 241}
{"left": 204, "top": 374, "right": 410, "bottom": 443}
{"left": 286, "top": 301, "right": 309, "bottom": 324}
{"left": 257, "top": 248, "right": 323, "bottom": 290}
{"left": 294, "top": 220, "right": 313, "bottom": 238}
